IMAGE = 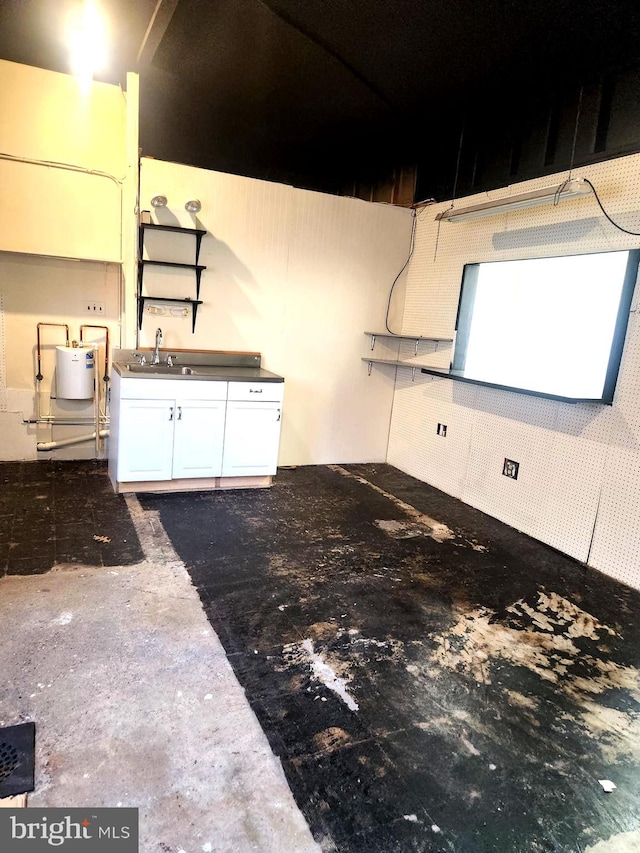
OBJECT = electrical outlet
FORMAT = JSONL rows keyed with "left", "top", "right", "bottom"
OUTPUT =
{"left": 85, "top": 301, "right": 105, "bottom": 315}
{"left": 437, "top": 423, "right": 447, "bottom": 437}
{"left": 503, "top": 458, "right": 519, "bottom": 480}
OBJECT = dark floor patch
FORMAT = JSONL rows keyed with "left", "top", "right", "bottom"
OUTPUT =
{"left": 139, "top": 465, "right": 640, "bottom": 852}
{"left": 0, "top": 461, "right": 144, "bottom": 576}
{"left": 0, "top": 722, "right": 35, "bottom": 797}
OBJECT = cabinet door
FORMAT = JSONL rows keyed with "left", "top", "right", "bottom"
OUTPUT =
{"left": 172, "top": 399, "right": 227, "bottom": 479}
{"left": 222, "top": 401, "right": 282, "bottom": 477}
{"left": 117, "top": 399, "right": 175, "bottom": 482}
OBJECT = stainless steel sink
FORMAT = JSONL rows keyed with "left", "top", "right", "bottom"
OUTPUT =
{"left": 125, "top": 364, "right": 196, "bottom": 375}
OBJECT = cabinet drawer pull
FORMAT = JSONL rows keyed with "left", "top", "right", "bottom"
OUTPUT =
{"left": 169, "top": 406, "right": 174, "bottom": 421}
{"left": 276, "top": 408, "right": 281, "bottom": 422}
{"left": 177, "top": 406, "right": 182, "bottom": 420}
{"left": 249, "top": 388, "right": 263, "bottom": 393}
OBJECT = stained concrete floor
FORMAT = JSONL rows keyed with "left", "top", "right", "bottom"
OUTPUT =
{"left": 3, "top": 460, "right": 640, "bottom": 852}
{"left": 0, "top": 462, "right": 319, "bottom": 852}
{"left": 139, "top": 463, "right": 640, "bottom": 853}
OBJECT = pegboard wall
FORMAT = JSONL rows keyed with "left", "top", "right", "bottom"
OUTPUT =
{"left": 387, "top": 151, "right": 640, "bottom": 590}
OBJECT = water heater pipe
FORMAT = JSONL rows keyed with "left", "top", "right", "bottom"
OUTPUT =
{"left": 79, "top": 325, "right": 110, "bottom": 381}
{"left": 36, "top": 430, "right": 110, "bottom": 452}
{"left": 80, "top": 325, "right": 110, "bottom": 454}
{"left": 36, "top": 322, "right": 70, "bottom": 381}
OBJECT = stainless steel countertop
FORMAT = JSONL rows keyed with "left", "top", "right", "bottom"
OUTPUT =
{"left": 113, "top": 362, "right": 284, "bottom": 382}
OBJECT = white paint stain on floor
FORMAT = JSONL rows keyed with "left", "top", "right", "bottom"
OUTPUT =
{"left": 300, "top": 639, "right": 359, "bottom": 712}
{"left": 284, "top": 638, "right": 359, "bottom": 712}
{"left": 461, "top": 737, "right": 481, "bottom": 756}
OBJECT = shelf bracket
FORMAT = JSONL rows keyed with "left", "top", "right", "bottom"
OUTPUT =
{"left": 195, "top": 232, "right": 204, "bottom": 264}
{"left": 411, "top": 367, "right": 416, "bottom": 382}
{"left": 414, "top": 338, "right": 419, "bottom": 356}
{"left": 370, "top": 334, "right": 376, "bottom": 351}
{"left": 367, "top": 360, "right": 373, "bottom": 376}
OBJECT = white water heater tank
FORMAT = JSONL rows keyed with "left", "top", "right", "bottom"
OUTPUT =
{"left": 56, "top": 345, "right": 95, "bottom": 399}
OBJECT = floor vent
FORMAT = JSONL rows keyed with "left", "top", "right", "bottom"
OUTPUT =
{"left": 0, "top": 722, "right": 35, "bottom": 798}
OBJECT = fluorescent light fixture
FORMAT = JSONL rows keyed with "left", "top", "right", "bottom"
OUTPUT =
{"left": 150, "top": 195, "right": 168, "bottom": 208}
{"left": 435, "top": 179, "right": 592, "bottom": 223}
{"left": 185, "top": 199, "right": 202, "bottom": 213}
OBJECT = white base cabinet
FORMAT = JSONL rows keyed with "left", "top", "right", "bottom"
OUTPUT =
{"left": 222, "top": 401, "right": 282, "bottom": 476}
{"left": 172, "top": 400, "right": 226, "bottom": 479}
{"left": 117, "top": 399, "right": 176, "bottom": 481}
{"left": 221, "top": 380, "right": 284, "bottom": 477}
{"left": 109, "top": 372, "right": 284, "bottom": 490}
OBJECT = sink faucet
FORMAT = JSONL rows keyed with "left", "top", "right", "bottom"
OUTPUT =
{"left": 152, "top": 328, "right": 163, "bottom": 364}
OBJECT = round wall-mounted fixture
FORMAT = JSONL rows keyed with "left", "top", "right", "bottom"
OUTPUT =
{"left": 185, "top": 199, "right": 202, "bottom": 213}
{"left": 151, "top": 195, "right": 168, "bottom": 208}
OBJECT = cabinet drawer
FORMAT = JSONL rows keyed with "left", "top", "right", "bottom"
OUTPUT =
{"left": 227, "top": 381, "right": 284, "bottom": 402}
{"left": 119, "top": 378, "right": 227, "bottom": 400}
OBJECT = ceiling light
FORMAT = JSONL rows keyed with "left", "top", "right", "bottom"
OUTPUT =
{"left": 68, "top": 1, "right": 108, "bottom": 80}
{"left": 185, "top": 199, "right": 202, "bottom": 213}
{"left": 150, "top": 195, "right": 168, "bottom": 208}
{"left": 435, "top": 179, "right": 592, "bottom": 223}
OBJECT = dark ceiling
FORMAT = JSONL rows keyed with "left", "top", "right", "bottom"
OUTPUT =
{"left": 2, "top": 0, "right": 640, "bottom": 198}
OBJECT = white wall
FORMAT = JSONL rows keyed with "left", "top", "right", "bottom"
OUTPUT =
{"left": 139, "top": 158, "right": 412, "bottom": 466}
{"left": 388, "top": 152, "right": 640, "bottom": 590}
{"left": 0, "top": 60, "right": 126, "bottom": 262}
{"left": 0, "top": 60, "right": 129, "bottom": 460}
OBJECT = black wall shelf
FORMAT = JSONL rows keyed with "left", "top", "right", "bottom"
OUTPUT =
{"left": 139, "top": 260, "right": 206, "bottom": 299}
{"left": 137, "top": 223, "right": 207, "bottom": 332}
{"left": 139, "top": 223, "right": 206, "bottom": 263}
